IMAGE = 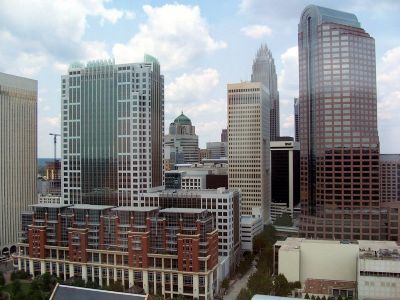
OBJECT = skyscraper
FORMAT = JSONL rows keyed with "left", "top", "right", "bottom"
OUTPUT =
{"left": 61, "top": 56, "right": 164, "bottom": 206}
{"left": 221, "top": 128, "right": 227, "bottom": 143}
{"left": 228, "top": 82, "right": 271, "bottom": 221}
{"left": 0, "top": 72, "right": 37, "bottom": 254}
{"left": 165, "top": 112, "right": 199, "bottom": 164}
{"left": 298, "top": 5, "right": 380, "bottom": 240}
{"left": 251, "top": 44, "right": 280, "bottom": 141}
{"left": 294, "top": 97, "right": 300, "bottom": 142}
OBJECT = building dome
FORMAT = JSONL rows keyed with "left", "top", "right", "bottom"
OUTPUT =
{"left": 174, "top": 112, "right": 192, "bottom": 125}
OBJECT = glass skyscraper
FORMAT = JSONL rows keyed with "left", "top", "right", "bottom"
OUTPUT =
{"left": 298, "top": 5, "right": 380, "bottom": 240}
{"left": 61, "top": 56, "right": 164, "bottom": 206}
{"left": 251, "top": 44, "right": 280, "bottom": 141}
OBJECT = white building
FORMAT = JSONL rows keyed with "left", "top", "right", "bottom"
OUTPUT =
{"left": 61, "top": 56, "right": 164, "bottom": 207}
{"left": 358, "top": 241, "right": 400, "bottom": 300}
{"left": 274, "top": 238, "right": 400, "bottom": 299}
{"left": 0, "top": 72, "right": 37, "bottom": 255}
{"left": 240, "top": 212, "right": 263, "bottom": 252}
{"left": 227, "top": 82, "right": 271, "bottom": 222}
{"left": 142, "top": 187, "right": 240, "bottom": 278}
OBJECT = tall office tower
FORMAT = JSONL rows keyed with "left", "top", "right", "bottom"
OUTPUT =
{"left": 251, "top": 44, "right": 280, "bottom": 141}
{"left": 206, "top": 142, "right": 227, "bottom": 159}
{"left": 221, "top": 128, "right": 227, "bottom": 142}
{"left": 298, "top": 5, "right": 380, "bottom": 240}
{"left": 380, "top": 154, "right": 400, "bottom": 203}
{"left": 294, "top": 97, "right": 300, "bottom": 142}
{"left": 165, "top": 112, "right": 199, "bottom": 164}
{"left": 0, "top": 72, "right": 37, "bottom": 255}
{"left": 61, "top": 56, "right": 164, "bottom": 206}
{"left": 228, "top": 82, "right": 271, "bottom": 221}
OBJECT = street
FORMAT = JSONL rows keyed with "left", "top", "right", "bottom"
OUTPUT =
{"left": 223, "top": 265, "right": 256, "bottom": 300}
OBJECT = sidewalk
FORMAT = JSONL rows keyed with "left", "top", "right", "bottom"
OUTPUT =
{"left": 223, "top": 265, "right": 256, "bottom": 300}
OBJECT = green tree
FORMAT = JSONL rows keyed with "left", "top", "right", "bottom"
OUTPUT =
{"left": 316, "top": 297, "right": 321, "bottom": 300}
{"left": 248, "top": 271, "right": 273, "bottom": 295}
{"left": 221, "top": 278, "right": 230, "bottom": 289}
{"left": 289, "top": 281, "right": 301, "bottom": 290}
{"left": 85, "top": 279, "right": 100, "bottom": 289}
{"left": 0, "top": 271, "right": 5, "bottom": 286}
{"left": 273, "top": 274, "right": 290, "bottom": 296}
{"left": 274, "top": 213, "right": 293, "bottom": 227}
{"left": 71, "top": 278, "right": 85, "bottom": 287}
{"left": 304, "top": 294, "right": 310, "bottom": 299}
{"left": 321, "top": 296, "right": 327, "bottom": 300}
{"left": 11, "top": 279, "right": 21, "bottom": 296}
{"left": 40, "top": 272, "right": 52, "bottom": 291}
{"left": 311, "top": 296, "right": 316, "bottom": 300}
{"left": 337, "top": 296, "right": 343, "bottom": 300}
{"left": 236, "top": 288, "right": 252, "bottom": 300}
{"left": 106, "top": 281, "right": 124, "bottom": 292}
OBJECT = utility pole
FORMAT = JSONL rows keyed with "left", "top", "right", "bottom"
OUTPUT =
{"left": 49, "top": 133, "right": 61, "bottom": 172}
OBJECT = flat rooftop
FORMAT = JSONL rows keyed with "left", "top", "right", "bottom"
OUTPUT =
{"left": 51, "top": 285, "right": 147, "bottom": 300}
{"left": 112, "top": 206, "right": 159, "bottom": 212}
{"left": 160, "top": 207, "right": 207, "bottom": 214}
{"left": 30, "top": 203, "right": 71, "bottom": 209}
{"left": 70, "top": 204, "right": 115, "bottom": 210}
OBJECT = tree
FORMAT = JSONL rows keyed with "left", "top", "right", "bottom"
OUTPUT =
{"left": 316, "top": 297, "right": 321, "bottom": 300}
{"left": 0, "top": 271, "right": 5, "bottom": 286}
{"left": 273, "top": 274, "right": 290, "bottom": 296}
{"left": 337, "top": 296, "right": 343, "bottom": 300}
{"left": 11, "top": 279, "right": 21, "bottom": 295}
{"left": 289, "top": 281, "right": 301, "bottom": 290}
{"left": 106, "top": 281, "right": 124, "bottom": 292}
{"left": 40, "top": 272, "right": 52, "bottom": 291}
{"left": 248, "top": 271, "right": 273, "bottom": 295}
{"left": 71, "top": 278, "right": 85, "bottom": 287}
{"left": 274, "top": 213, "right": 293, "bottom": 227}
{"left": 85, "top": 279, "right": 100, "bottom": 289}
{"left": 221, "top": 278, "right": 230, "bottom": 289}
{"left": 311, "top": 296, "right": 316, "bottom": 300}
{"left": 236, "top": 288, "right": 252, "bottom": 300}
{"left": 304, "top": 294, "right": 310, "bottom": 299}
{"left": 321, "top": 296, "right": 327, "bottom": 300}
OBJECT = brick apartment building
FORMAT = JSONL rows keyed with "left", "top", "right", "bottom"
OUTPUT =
{"left": 16, "top": 204, "right": 219, "bottom": 299}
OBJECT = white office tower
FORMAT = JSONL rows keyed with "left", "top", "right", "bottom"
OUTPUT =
{"left": 227, "top": 82, "right": 271, "bottom": 222}
{"left": 0, "top": 72, "right": 37, "bottom": 254}
{"left": 61, "top": 56, "right": 164, "bottom": 206}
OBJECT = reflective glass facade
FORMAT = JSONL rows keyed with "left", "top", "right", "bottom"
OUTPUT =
{"left": 62, "top": 58, "right": 164, "bottom": 206}
{"left": 298, "top": 5, "right": 380, "bottom": 240}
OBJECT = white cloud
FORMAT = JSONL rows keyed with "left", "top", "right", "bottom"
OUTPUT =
{"left": 0, "top": 0, "right": 132, "bottom": 76}
{"left": 240, "top": 25, "right": 272, "bottom": 39}
{"left": 166, "top": 68, "right": 219, "bottom": 102}
{"left": 112, "top": 4, "right": 226, "bottom": 70}
{"left": 44, "top": 115, "right": 61, "bottom": 127}
{"left": 377, "top": 46, "right": 400, "bottom": 120}
{"left": 277, "top": 46, "right": 298, "bottom": 136}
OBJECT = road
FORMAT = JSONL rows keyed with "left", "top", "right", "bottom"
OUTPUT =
{"left": 223, "top": 265, "right": 256, "bottom": 300}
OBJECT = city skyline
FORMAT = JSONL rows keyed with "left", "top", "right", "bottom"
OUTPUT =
{"left": 0, "top": 0, "right": 399, "bottom": 157}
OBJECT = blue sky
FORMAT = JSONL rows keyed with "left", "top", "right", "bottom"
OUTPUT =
{"left": 0, "top": 0, "right": 399, "bottom": 157}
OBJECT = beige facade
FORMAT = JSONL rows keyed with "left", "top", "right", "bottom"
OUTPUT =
{"left": 0, "top": 72, "right": 37, "bottom": 253}
{"left": 227, "top": 82, "right": 271, "bottom": 222}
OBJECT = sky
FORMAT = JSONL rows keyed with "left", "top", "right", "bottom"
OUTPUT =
{"left": 0, "top": 0, "right": 399, "bottom": 157}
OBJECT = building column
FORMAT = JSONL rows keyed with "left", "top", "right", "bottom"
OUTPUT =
{"left": 121, "top": 269, "right": 125, "bottom": 287}
{"left": 63, "top": 263, "right": 67, "bottom": 281}
{"left": 40, "top": 261, "right": 46, "bottom": 275}
{"left": 106, "top": 268, "right": 110, "bottom": 286}
{"left": 129, "top": 269, "right": 134, "bottom": 288}
{"left": 23, "top": 258, "right": 27, "bottom": 272}
{"left": 99, "top": 267, "right": 103, "bottom": 287}
{"left": 114, "top": 267, "right": 117, "bottom": 283}
{"left": 193, "top": 274, "right": 199, "bottom": 299}
{"left": 56, "top": 262, "right": 60, "bottom": 277}
{"left": 161, "top": 272, "right": 165, "bottom": 296}
{"left": 82, "top": 265, "right": 88, "bottom": 283}
{"left": 18, "top": 258, "right": 22, "bottom": 270}
{"left": 92, "top": 266, "right": 95, "bottom": 282}
{"left": 209, "top": 271, "right": 214, "bottom": 298}
{"left": 178, "top": 273, "right": 183, "bottom": 294}
{"left": 69, "top": 263, "right": 74, "bottom": 278}
{"left": 142, "top": 270, "right": 149, "bottom": 294}
{"left": 288, "top": 149, "right": 294, "bottom": 213}
{"left": 29, "top": 260, "right": 34, "bottom": 277}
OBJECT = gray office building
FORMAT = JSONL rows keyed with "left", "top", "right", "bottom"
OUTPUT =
{"left": 0, "top": 72, "right": 37, "bottom": 255}
{"left": 61, "top": 56, "right": 164, "bottom": 207}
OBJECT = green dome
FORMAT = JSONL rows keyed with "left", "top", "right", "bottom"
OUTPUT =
{"left": 174, "top": 112, "right": 192, "bottom": 125}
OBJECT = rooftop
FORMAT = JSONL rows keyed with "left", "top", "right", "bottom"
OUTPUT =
{"left": 30, "top": 203, "right": 70, "bottom": 209}
{"left": 174, "top": 112, "right": 192, "bottom": 125}
{"left": 112, "top": 206, "right": 159, "bottom": 212}
{"left": 160, "top": 207, "right": 207, "bottom": 214}
{"left": 380, "top": 154, "right": 400, "bottom": 161}
{"left": 70, "top": 204, "right": 115, "bottom": 210}
{"left": 301, "top": 5, "right": 361, "bottom": 28}
{"left": 50, "top": 284, "right": 147, "bottom": 300}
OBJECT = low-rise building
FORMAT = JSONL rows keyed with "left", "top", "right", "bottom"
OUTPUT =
{"left": 16, "top": 204, "right": 219, "bottom": 299}
{"left": 358, "top": 240, "right": 400, "bottom": 300}
{"left": 240, "top": 213, "right": 263, "bottom": 252}
{"left": 274, "top": 238, "right": 400, "bottom": 300}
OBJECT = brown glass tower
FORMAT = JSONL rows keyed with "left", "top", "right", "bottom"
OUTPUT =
{"left": 298, "top": 5, "right": 380, "bottom": 240}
